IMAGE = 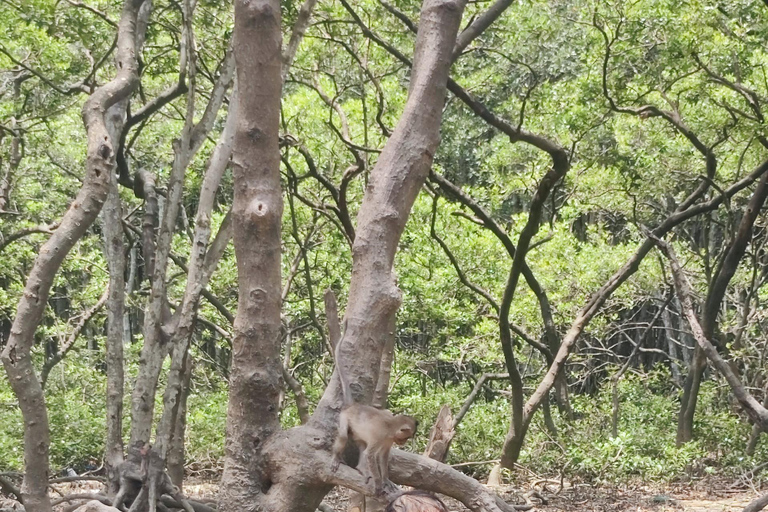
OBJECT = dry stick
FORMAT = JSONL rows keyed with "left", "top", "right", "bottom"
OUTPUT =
{"left": 653, "top": 236, "right": 768, "bottom": 431}
{"left": 40, "top": 288, "right": 109, "bottom": 387}
{"left": 0, "top": 2, "right": 146, "bottom": 511}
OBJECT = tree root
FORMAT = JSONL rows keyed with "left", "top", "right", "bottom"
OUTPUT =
{"left": 743, "top": 493, "right": 768, "bottom": 512}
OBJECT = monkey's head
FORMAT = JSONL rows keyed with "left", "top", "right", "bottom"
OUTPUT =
{"left": 393, "top": 415, "right": 417, "bottom": 445}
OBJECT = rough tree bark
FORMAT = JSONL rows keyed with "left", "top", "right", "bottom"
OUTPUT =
{"left": 102, "top": 2, "right": 152, "bottom": 490}
{"left": 218, "top": 0, "right": 284, "bottom": 510}
{"left": 217, "top": 3, "right": 540, "bottom": 512}
{"left": 0, "top": 1, "right": 145, "bottom": 511}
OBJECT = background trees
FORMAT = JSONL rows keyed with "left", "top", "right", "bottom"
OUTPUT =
{"left": 2, "top": 0, "right": 768, "bottom": 511}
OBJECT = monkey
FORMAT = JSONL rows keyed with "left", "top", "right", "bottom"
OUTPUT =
{"left": 331, "top": 325, "right": 417, "bottom": 496}
{"left": 113, "top": 441, "right": 179, "bottom": 512}
{"left": 386, "top": 491, "right": 448, "bottom": 512}
{"left": 112, "top": 441, "right": 150, "bottom": 511}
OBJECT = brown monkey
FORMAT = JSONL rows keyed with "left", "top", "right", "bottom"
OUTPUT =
{"left": 331, "top": 326, "right": 416, "bottom": 495}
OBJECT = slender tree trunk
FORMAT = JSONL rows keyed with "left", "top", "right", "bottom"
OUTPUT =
{"left": 167, "top": 353, "right": 193, "bottom": 489}
{"left": 677, "top": 170, "right": 768, "bottom": 444}
{"left": 103, "top": 135, "right": 127, "bottom": 498}
{"left": 130, "top": 24, "right": 235, "bottom": 449}
{"left": 677, "top": 348, "right": 706, "bottom": 445}
{"left": 102, "top": 0, "right": 152, "bottom": 483}
{"left": 0, "top": 78, "right": 22, "bottom": 212}
{"left": 0, "top": 2, "right": 145, "bottom": 511}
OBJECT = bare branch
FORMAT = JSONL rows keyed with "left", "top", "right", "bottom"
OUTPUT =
{"left": 653, "top": 235, "right": 768, "bottom": 431}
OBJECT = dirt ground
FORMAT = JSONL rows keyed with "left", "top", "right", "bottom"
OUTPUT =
{"left": 181, "top": 478, "right": 767, "bottom": 512}
{"left": 1, "top": 478, "right": 765, "bottom": 512}
{"left": 178, "top": 478, "right": 766, "bottom": 512}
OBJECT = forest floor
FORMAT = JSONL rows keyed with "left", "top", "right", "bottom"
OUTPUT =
{"left": 1, "top": 477, "right": 764, "bottom": 512}
{"left": 180, "top": 477, "right": 766, "bottom": 512}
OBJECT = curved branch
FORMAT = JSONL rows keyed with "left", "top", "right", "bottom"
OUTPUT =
{"left": 452, "top": 0, "right": 517, "bottom": 60}
{"left": 0, "top": 224, "right": 56, "bottom": 253}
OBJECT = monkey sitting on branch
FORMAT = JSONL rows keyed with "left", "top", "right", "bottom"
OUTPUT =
{"left": 330, "top": 324, "right": 417, "bottom": 496}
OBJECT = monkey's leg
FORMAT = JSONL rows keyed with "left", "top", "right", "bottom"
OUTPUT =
{"left": 367, "top": 447, "right": 384, "bottom": 496}
{"left": 378, "top": 445, "right": 392, "bottom": 484}
{"left": 331, "top": 413, "right": 350, "bottom": 472}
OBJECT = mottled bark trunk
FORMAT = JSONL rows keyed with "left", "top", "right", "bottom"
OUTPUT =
{"left": 218, "top": 1, "right": 283, "bottom": 511}
{"left": 0, "top": 2, "right": 145, "bottom": 511}
{"left": 222, "top": 4, "right": 533, "bottom": 512}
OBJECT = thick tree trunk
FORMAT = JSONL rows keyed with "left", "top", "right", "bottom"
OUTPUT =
{"left": 220, "top": 3, "right": 526, "bottom": 512}
{"left": 0, "top": 2, "right": 145, "bottom": 511}
{"left": 218, "top": 1, "right": 284, "bottom": 511}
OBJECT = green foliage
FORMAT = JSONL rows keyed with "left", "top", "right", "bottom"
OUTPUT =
{"left": 3, "top": 0, "right": 768, "bottom": 489}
